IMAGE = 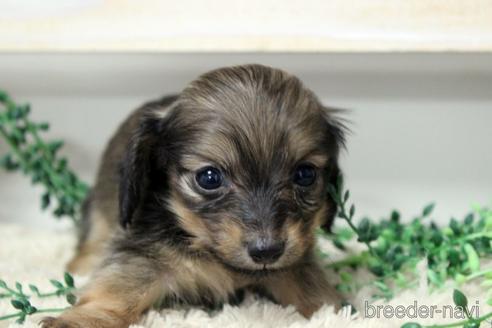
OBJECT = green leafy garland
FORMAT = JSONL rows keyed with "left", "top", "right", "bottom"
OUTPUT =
{"left": 1, "top": 91, "right": 491, "bottom": 327}
{"left": 0, "top": 90, "right": 88, "bottom": 223}
{"left": 322, "top": 170, "right": 492, "bottom": 327}
{"left": 0, "top": 274, "right": 76, "bottom": 324}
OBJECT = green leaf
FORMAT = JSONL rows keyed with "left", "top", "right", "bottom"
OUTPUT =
{"left": 401, "top": 323, "right": 422, "bottom": 328}
{"left": 464, "top": 243, "right": 480, "bottom": 272}
{"left": 0, "top": 90, "right": 8, "bottom": 102}
{"left": 53, "top": 207, "right": 65, "bottom": 217}
{"left": 349, "top": 205, "right": 355, "bottom": 218}
{"left": 340, "top": 271, "right": 352, "bottom": 283}
{"left": 455, "top": 274, "right": 467, "bottom": 285}
{"left": 357, "top": 218, "right": 378, "bottom": 243}
{"left": 37, "top": 122, "right": 50, "bottom": 131}
{"left": 373, "top": 280, "right": 390, "bottom": 292}
{"left": 25, "top": 305, "right": 37, "bottom": 315}
{"left": 57, "top": 158, "right": 68, "bottom": 171}
{"left": 11, "top": 299, "right": 25, "bottom": 310}
{"left": 0, "top": 154, "right": 10, "bottom": 167}
{"left": 0, "top": 154, "right": 19, "bottom": 171}
{"left": 50, "top": 279, "right": 64, "bottom": 289}
{"left": 15, "top": 314, "right": 26, "bottom": 324}
{"left": 31, "top": 173, "right": 42, "bottom": 184}
{"left": 336, "top": 174, "right": 343, "bottom": 191}
{"left": 15, "top": 282, "right": 23, "bottom": 293}
{"left": 336, "top": 228, "right": 354, "bottom": 241}
{"left": 333, "top": 239, "right": 346, "bottom": 250}
{"left": 447, "top": 249, "right": 461, "bottom": 266}
{"left": 449, "top": 219, "right": 461, "bottom": 235}
{"left": 28, "top": 284, "right": 39, "bottom": 294}
{"left": 453, "top": 289, "right": 468, "bottom": 308}
{"left": 481, "top": 280, "right": 492, "bottom": 287}
{"left": 428, "top": 270, "right": 443, "bottom": 287}
{"left": 66, "top": 293, "right": 77, "bottom": 305}
{"left": 422, "top": 203, "right": 435, "bottom": 217}
{"left": 390, "top": 210, "right": 400, "bottom": 222}
{"left": 327, "top": 184, "right": 338, "bottom": 202}
{"left": 41, "top": 192, "right": 51, "bottom": 210}
{"left": 369, "top": 265, "right": 385, "bottom": 277}
{"left": 21, "top": 104, "right": 31, "bottom": 116}
{"left": 464, "top": 213, "right": 474, "bottom": 225}
{"left": 64, "top": 272, "right": 75, "bottom": 288}
{"left": 430, "top": 231, "right": 443, "bottom": 246}
{"left": 11, "top": 128, "right": 25, "bottom": 143}
{"left": 357, "top": 218, "right": 370, "bottom": 233}
{"left": 48, "top": 141, "right": 64, "bottom": 155}
{"left": 343, "top": 190, "right": 350, "bottom": 203}
{"left": 0, "top": 280, "right": 6, "bottom": 288}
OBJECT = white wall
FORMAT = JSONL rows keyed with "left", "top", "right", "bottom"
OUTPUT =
{"left": 0, "top": 53, "right": 491, "bottom": 229}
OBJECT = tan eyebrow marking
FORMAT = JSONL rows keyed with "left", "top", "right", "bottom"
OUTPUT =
{"left": 301, "top": 153, "right": 329, "bottom": 168}
{"left": 180, "top": 154, "right": 216, "bottom": 171}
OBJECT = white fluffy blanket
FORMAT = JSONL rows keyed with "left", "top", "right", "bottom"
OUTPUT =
{"left": 0, "top": 223, "right": 487, "bottom": 328}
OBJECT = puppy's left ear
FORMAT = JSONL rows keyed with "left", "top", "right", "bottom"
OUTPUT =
{"left": 119, "top": 100, "right": 177, "bottom": 228}
{"left": 119, "top": 112, "right": 163, "bottom": 228}
{"left": 320, "top": 107, "right": 347, "bottom": 233}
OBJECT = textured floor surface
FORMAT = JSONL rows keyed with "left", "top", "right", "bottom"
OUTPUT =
{"left": 0, "top": 223, "right": 488, "bottom": 328}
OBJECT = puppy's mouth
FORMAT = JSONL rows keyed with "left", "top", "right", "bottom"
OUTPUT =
{"left": 221, "top": 260, "right": 284, "bottom": 277}
{"left": 209, "top": 251, "right": 287, "bottom": 277}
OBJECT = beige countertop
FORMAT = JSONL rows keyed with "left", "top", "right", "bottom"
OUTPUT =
{"left": 0, "top": 0, "right": 491, "bottom": 52}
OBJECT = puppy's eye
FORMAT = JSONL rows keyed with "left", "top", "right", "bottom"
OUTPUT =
{"left": 195, "top": 166, "right": 223, "bottom": 190}
{"left": 293, "top": 164, "right": 317, "bottom": 187}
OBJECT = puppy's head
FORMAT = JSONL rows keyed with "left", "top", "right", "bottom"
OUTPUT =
{"left": 120, "top": 64, "right": 345, "bottom": 273}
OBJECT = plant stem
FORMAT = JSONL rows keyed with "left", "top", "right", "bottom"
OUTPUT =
{"left": 465, "top": 267, "right": 492, "bottom": 282}
{"left": 424, "top": 310, "right": 492, "bottom": 328}
{"left": 339, "top": 208, "right": 377, "bottom": 256}
{"left": 37, "top": 288, "right": 73, "bottom": 298}
{"left": 0, "top": 284, "right": 24, "bottom": 299}
{"left": 0, "top": 308, "right": 67, "bottom": 322}
{"left": 0, "top": 313, "right": 22, "bottom": 320}
{"left": 36, "top": 308, "right": 67, "bottom": 313}
{"left": 463, "top": 232, "right": 492, "bottom": 240}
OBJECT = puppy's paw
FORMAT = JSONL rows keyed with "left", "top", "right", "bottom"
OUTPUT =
{"left": 40, "top": 310, "right": 130, "bottom": 328}
{"left": 39, "top": 316, "right": 81, "bottom": 328}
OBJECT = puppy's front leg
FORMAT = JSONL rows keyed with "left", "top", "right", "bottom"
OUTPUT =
{"left": 41, "top": 255, "right": 163, "bottom": 328}
{"left": 264, "top": 261, "right": 341, "bottom": 318}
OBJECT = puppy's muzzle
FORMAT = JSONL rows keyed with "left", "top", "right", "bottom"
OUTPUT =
{"left": 247, "top": 239, "right": 285, "bottom": 264}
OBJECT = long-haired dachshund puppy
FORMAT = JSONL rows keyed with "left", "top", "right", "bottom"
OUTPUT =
{"left": 42, "top": 64, "right": 346, "bottom": 328}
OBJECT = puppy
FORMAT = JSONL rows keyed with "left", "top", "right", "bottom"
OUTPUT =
{"left": 43, "top": 64, "right": 346, "bottom": 328}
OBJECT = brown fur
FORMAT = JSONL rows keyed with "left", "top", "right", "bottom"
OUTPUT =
{"left": 43, "top": 64, "right": 346, "bottom": 328}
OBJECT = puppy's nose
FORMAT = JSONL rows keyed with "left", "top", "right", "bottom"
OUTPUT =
{"left": 247, "top": 240, "right": 285, "bottom": 264}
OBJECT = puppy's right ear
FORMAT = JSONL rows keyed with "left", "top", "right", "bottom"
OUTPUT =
{"left": 320, "top": 106, "right": 348, "bottom": 233}
{"left": 119, "top": 101, "right": 176, "bottom": 228}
